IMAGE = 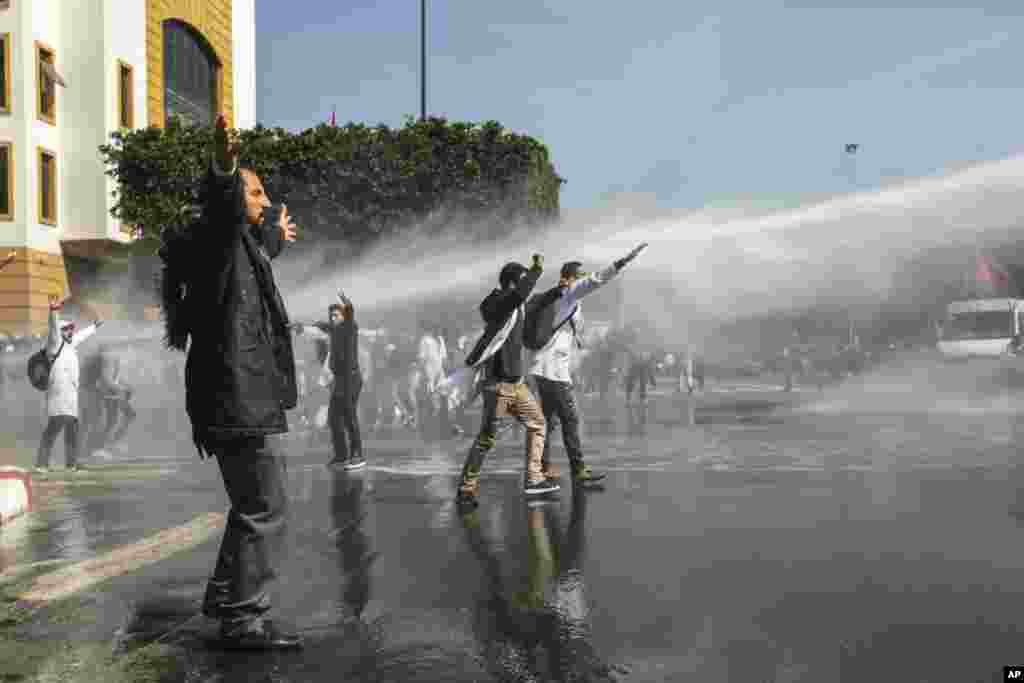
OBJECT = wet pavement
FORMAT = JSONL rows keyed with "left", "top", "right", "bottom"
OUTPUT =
{"left": 3, "top": 379, "right": 1024, "bottom": 681}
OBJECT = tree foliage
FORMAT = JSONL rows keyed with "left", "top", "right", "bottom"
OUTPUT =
{"left": 100, "top": 115, "right": 565, "bottom": 254}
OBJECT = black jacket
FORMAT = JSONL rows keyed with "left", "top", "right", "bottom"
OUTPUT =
{"left": 182, "top": 163, "right": 298, "bottom": 453}
{"left": 315, "top": 320, "right": 361, "bottom": 393}
{"left": 465, "top": 266, "right": 541, "bottom": 381}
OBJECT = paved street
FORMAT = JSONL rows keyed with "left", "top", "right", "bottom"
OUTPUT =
{"left": 2, "top": 371, "right": 1024, "bottom": 681}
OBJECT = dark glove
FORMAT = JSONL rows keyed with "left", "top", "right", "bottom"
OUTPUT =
{"left": 530, "top": 253, "right": 544, "bottom": 272}
{"left": 615, "top": 242, "right": 648, "bottom": 271}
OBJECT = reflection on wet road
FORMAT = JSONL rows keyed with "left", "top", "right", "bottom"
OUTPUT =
{"left": 3, "top": 387, "right": 1024, "bottom": 681}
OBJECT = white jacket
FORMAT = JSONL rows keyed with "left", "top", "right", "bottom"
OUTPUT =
{"left": 45, "top": 309, "right": 97, "bottom": 418}
{"left": 528, "top": 263, "right": 619, "bottom": 383}
{"left": 417, "top": 333, "right": 447, "bottom": 390}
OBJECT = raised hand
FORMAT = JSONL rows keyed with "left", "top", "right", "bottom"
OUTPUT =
{"left": 279, "top": 203, "right": 297, "bottom": 243}
{"left": 213, "top": 114, "right": 241, "bottom": 170}
{"left": 48, "top": 294, "right": 68, "bottom": 311}
{"left": 616, "top": 242, "right": 648, "bottom": 270}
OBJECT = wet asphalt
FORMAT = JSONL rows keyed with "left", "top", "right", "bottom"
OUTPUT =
{"left": 3, "top": 377, "right": 1024, "bottom": 682}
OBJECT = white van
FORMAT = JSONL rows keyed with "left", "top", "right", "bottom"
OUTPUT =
{"left": 937, "top": 298, "right": 1024, "bottom": 359}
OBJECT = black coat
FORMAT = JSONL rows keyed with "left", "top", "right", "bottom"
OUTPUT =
{"left": 314, "top": 320, "right": 361, "bottom": 395}
{"left": 183, "top": 164, "right": 297, "bottom": 454}
{"left": 464, "top": 267, "right": 541, "bottom": 379}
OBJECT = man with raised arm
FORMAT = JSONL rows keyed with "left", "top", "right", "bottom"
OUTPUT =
{"left": 158, "top": 115, "right": 301, "bottom": 650}
{"left": 34, "top": 294, "right": 102, "bottom": 473}
{"left": 455, "top": 255, "right": 558, "bottom": 508}
{"left": 527, "top": 243, "right": 647, "bottom": 486}
{"left": 294, "top": 290, "right": 365, "bottom": 470}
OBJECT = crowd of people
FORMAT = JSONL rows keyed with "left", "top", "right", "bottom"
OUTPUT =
{"left": 6, "top": 117, "right": 677, "bottom": 651}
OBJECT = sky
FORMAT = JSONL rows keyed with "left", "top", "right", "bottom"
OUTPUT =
{"left": 255, "top": 1, "right": 1024, "bottom": 210}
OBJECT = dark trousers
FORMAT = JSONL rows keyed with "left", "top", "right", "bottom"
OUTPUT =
{"left": 204, "top": 435, "right": 289, "bottom": 627}
{"left": 533, "top": 376, "right": 584, "bottom": 471}
{"left": 329, "top": 379, "right": 362, "bottom": 461}
{"left": 625, "top": 371, "right": 651, "bottom": 401}
{"left": 36, "top": 415, "right": 79, "bottom": 468}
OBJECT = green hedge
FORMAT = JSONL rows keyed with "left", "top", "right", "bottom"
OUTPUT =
{"left": 100, "top": 115, "right": 564, "bottom": 254}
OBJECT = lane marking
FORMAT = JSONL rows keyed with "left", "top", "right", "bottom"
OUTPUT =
{"left": 4, "top": 511, "right": 225, "bottom": 612}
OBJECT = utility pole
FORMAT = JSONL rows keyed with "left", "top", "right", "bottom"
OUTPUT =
{"left": 420, "top": 0, "right": 427, "bottom": 120}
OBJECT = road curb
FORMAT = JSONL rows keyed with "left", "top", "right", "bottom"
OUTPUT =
{"left": 0, "top": 466, "right": 31, "bottom": 525}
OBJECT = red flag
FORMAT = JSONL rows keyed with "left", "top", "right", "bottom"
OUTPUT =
{"left": 976, "top": 254, "right": 1011, "bottom": 291}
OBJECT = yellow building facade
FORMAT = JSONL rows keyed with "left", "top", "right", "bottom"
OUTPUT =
{"left": 0, "top": 0, "right": 255, "bottom": 335}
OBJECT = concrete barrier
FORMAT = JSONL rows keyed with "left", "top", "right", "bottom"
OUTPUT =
{"left": 0, "top": 467, "right": 31, "bottom": 525}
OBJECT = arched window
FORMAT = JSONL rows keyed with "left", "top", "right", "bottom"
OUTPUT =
{"left": 162, "top": 20, "right": 218, "bottom": 126}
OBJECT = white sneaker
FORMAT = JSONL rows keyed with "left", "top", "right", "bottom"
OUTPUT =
{"left": 92, "top": 449, "right": 113, "bottom": 460}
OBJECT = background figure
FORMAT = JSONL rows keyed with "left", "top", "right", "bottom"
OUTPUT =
{"left": 35, "top": 295, "right": 101, "bottom": 473}
{"left": 624, "top": 350, "right": 657, "bottom": 404}
{"left": 86, "top": 343, "right": 137, "bottom": 458}
{"left": 373, "top": 340, "right": 405, "bottom": 429}
{"left": 415, "top": 320, "right": 448, "bottom": 439}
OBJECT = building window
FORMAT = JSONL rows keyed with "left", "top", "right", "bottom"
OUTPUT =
{"left": 0, "top": 34, "right": 10, "bottom": 113}
{"left": 117, "top": 60, "right": 134, "bottom": 129}
{"left": 38, "top": 148, "right": 56, "bottom": 226}
{"left": 0, "top": 143, "right": 12, "bottom": 220}
{"left": 163, "top": 20, "right": 219, "bottom": 126}
{"left": 36, "top": 42, "right": 60, "bottom": 125}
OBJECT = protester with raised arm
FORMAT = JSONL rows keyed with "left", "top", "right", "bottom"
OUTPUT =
{"left": 34, "top": 294, "right": 102, "bottom": 473}
{"left": 294, "top": 289, "right": 365, "bottom": 469}
{"left": 158, "top": 115, "right": 301, "bottom": 650}
{"left": 527, "top": 243, "right": 647, "bottom": 486}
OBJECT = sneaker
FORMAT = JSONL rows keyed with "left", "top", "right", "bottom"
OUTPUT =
{"left": 327, "top": 457, "right": 346, "bottom": 467}
{"left": 67, "top": 464, "right": 84, "bottom": 473}
{"left": 455, "top": 490, "right": 479, "bottom": 509}
{"left": 33, "top": 466, "right": 49, "bottom": 474}
{"left": 344, "top": 456, "right": 367, "bottom": 471}
{"left": 573, "top": 465, "right": 606, "bottom": 486}
{"left": 524, "top": 478, "right": 560, "bottom": 496}
{"left": 91, "top": 449, "right": 113, "bottom": 460}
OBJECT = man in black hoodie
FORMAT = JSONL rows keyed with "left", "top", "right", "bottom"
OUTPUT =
{"left": 295, "top": 291, "right": 364, "bottom": 469}
{"left": 456, "top": 255, "right": 558, "bottom": 508}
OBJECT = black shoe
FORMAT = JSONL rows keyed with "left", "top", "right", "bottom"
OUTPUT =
{"left": 524, "top": 478, "right": 560, "bottom": 496}
{"left": 216, "top": 619, "right": 302, "bottom": 650}
{"left": 455, "top": 490, "right": 479, "bottom": 509}
{"left": 327, "top": 456, "right": 347, "bottom": 467}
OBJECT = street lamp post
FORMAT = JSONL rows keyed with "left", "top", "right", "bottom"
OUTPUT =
{"left": 420, "top": 0, "right": 426, "bottom": 120}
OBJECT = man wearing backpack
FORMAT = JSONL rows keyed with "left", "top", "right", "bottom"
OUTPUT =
{"left": 455, "top": 255, "right": 557, "bottom": 508}
{"left": 525, "top": 243, "right": 647, "bottom": 486}
{"left": 34, "top": 295, "right": 102, "bottom": 473}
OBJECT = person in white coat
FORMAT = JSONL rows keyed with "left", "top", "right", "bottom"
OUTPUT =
{"left": 527, "top": 243, "right": 647, "bottom": 486}
{"left": 35, "top": 295, "right": 102, "bottom": 473}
